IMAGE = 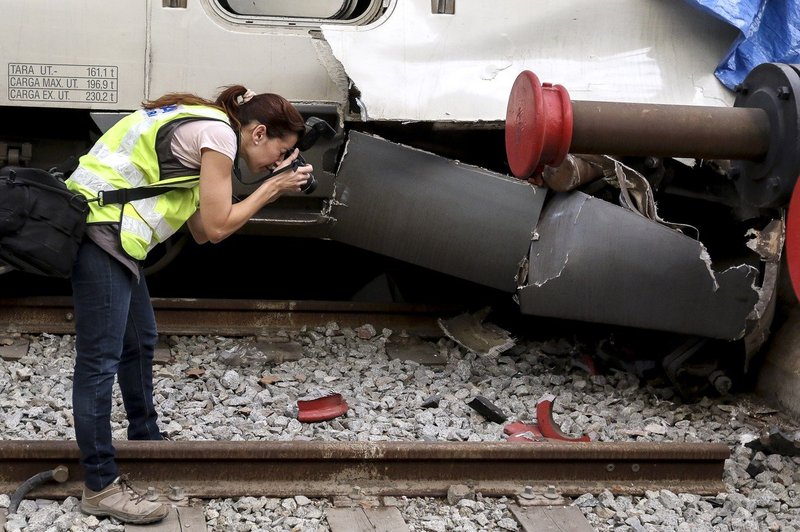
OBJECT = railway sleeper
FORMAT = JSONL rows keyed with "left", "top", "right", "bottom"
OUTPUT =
{"left": 1, "top": 499, "right": 596, "bottom": 532}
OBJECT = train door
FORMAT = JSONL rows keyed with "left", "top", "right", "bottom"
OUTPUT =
{"left": 146, "top": 0, "right": 387, "bottom": 106}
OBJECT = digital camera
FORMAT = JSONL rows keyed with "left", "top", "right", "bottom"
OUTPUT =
{"left": 291, "top": 154, "right": 317, "bottom": 194}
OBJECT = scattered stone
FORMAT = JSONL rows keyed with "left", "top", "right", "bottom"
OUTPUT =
{"left": 185, "top": 367, "right": 205, "bottom": 378}
{"left": 0, "top": 330, "right": 797, "bottom": 531}
{"left": 355, "top": 324, "right": 377, "bottom": 339}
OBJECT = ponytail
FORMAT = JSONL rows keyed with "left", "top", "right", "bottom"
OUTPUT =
{"left": 216, "top": 85, "right": 305, "bottom": 140}
{"left": 143, "top": 85, "right": 305, "bottom": 140}
{"left": 142, "top": 93, "right": 220, "bottom": 111}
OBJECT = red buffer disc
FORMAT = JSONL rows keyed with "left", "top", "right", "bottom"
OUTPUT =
{"left": 786, "top": 179, "right": 800, "bottom": 300}
{"left": 505, "top": 70, "right": 573, "bottom": 179}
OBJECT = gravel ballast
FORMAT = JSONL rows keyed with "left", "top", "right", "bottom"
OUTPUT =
{"left": 1, "top": 326, "right": 799, "bottom": 531}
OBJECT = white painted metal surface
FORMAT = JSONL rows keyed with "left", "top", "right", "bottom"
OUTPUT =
{"left": 1, "top": 1, "right": 145, "bottom": 109}
{"left": 1, "top": 0, "right": 738, "bottom": 119}
{"left": 321, "top": 0, "right": 741, "bottom": 120}
{"left": 0, "top": 0, "right": 353, "bottom": 110}
{"left": 147, "top": 1, "right": 345, "bottom": 104}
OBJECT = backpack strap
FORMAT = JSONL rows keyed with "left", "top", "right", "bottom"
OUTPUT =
{"left": 50, "top": 154, "right": 83, "bottom": 179}
{"left": 95, "top": 178, "right": 199, "bottom": 206}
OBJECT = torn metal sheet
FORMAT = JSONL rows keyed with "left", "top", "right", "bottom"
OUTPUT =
{"left": 518, "top": 192, "right": 760, "bottom": 340}
{"left": 438, "top": 308, "right": 515, "bottom": 356}
{"left": 330, "top": 132, "right": 542, "bottom": 292}
{"left": 742, "top": 219, "right": 784, "bottom": 363}
{"left": 320, "top": 0, "right": 737, "bottom": 121}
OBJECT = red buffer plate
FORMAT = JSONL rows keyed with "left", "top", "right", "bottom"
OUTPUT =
{"left": 787, "top": 179, "right": 800, "bottom": 300}
{"left": 505, "top": 70, "right": 573, "bottom": 179}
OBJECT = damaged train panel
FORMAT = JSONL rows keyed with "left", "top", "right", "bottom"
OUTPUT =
{"left": 326, "top": 133, "right": 765, "bottom": 342}
{"left": 517, "top": 192, "right": 760, "bottom": 340}
{"left": 320, "top": 0, "right": 738, "bottom": 121}
{"left": 329, "top": 132, "right": 543, "bottom": 292}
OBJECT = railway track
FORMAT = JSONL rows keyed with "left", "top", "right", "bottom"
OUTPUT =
{"left": 0, "top": 439, "right": 731, "bottom": 531}
{"left": 0, "top": 440, "right": 729, "bottom": 499}
{"left": 0, "top": 296, "right": 454, "bottom": 337}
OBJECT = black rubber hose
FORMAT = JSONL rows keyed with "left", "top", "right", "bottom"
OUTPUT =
{"left": 8, "top": 466, "right": 69, "bottom": 514}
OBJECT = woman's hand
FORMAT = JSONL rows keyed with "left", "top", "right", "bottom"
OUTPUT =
{"left": 194, "top": 147, "right": 313, "bottom": 245}
{"left": 265, "top": 148, "right": 313, "bottom": 194}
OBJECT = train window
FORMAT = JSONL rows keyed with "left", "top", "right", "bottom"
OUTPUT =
{"left": 431, "top": 0, "right": 455, "bottom": 15}
{"left": 218, "top": 0, "right": 383, "bottom": 22}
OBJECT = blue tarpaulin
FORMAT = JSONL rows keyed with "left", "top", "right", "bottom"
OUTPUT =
{"left": 683, "top": 0, "right": 800, "bottom": 89}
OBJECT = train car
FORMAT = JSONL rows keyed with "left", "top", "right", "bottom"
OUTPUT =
{"left": 2, "top": 0, "right": 799, "bottom": 400}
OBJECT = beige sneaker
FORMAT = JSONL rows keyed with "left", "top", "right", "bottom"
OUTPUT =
{"left": 81, "top": 475, "right": 169, "bottom": 524}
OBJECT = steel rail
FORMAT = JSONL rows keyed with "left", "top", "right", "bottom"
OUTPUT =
{"left": 0, "top": 440, "right": 729, "bottom": 499}
{"left": 0, "top": 297, "right": 455, "bottom": 336}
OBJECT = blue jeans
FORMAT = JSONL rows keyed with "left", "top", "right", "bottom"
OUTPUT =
{"left": 70, "top": 238, "right": 162, "bottom": 492}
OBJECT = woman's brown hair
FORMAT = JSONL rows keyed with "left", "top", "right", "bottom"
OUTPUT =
{"left": 143, "top": 85, "right": 305, "bottom": 140}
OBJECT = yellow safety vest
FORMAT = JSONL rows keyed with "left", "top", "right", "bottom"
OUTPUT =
{"left": 67, "top": 105, "right": 232, "bottom": 260}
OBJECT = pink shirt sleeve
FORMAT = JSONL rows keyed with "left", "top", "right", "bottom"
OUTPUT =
{"left": 171, "top": 120, "right": 237, "bottom": 169}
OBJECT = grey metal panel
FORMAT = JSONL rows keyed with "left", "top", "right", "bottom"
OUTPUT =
{"left": 518, "top": 192, "right": 759, "bottom": 340}
{"left": 330, "top": 132, "right": 543, "bottom": 292}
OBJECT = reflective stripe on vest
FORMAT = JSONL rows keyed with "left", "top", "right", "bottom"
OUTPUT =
{"left": 67, "top": 105, "right": 231, "bottom": 260}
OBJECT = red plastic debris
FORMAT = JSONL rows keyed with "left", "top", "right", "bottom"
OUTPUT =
{"left": 572, "top": 353, "right": 598, "bottom": 376}
{"left": 503, "top": 421, "right": 544, "bottom": 442}
{"left": 536, "top": 395, "right": 591, "bottom": 442}
{"left": 504, "top": 395, "right": 591, "bottom": 443}
{"left": 297, "top": 393, "right": 349, "bottom": 423}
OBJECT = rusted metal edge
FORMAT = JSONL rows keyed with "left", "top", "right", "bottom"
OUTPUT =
{"left": 0, "top": 440, "right": 729, "bottom": 498}
{"left": 0, "top": 297, "right": 457, "bottom": 336}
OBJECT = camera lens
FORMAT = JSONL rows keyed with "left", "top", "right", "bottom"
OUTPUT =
{"left": 300, "top": 174, "right": 317, "bottom": 195}
{"left": 291, "top": 154, "right": 317, "bottom": 194}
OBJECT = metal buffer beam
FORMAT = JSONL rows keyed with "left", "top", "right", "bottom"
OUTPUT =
{"left": 505, "top": 63, "right": 800, "bottom": 209}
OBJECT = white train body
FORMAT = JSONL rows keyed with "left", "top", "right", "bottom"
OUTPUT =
{"left": 2, "top": 0, "right": 737, "bottom": 122}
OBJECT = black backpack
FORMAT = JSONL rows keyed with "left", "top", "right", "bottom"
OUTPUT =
{"left": 0, "top": 166, "right": 88, "bottom": 278}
